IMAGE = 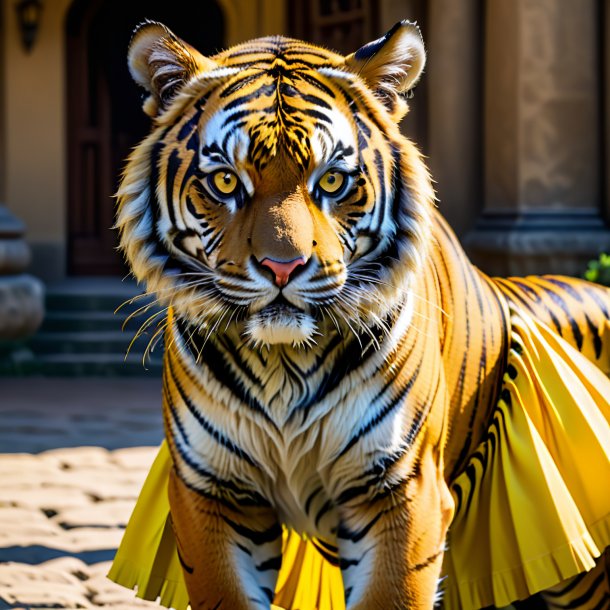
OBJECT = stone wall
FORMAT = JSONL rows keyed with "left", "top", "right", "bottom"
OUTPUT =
{"left": 383, "top": 0, "right": 610, "bottom": 276}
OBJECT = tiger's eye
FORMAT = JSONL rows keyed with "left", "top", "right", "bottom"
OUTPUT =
{"left": 212, "top": 170, "right": 238, "bottom": 195}
{"left": 318, "top": 170, "right": 345, "bottom": 195}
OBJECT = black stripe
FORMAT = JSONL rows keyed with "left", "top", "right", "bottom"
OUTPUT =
{"left": 405, "top": 371, "right": 441, "bottom": 445}
{"left": 222, "top": 107, "right": 274, "bottom": 129}
{"left": 371, "top": 149, "right": 387, "bottom": 233}
{"left": 590, "top": 593, "right": 610, "bottom": 610}
{"left": 497, "top": 280, "right": 543, "bottom": 318}
{"left": 305, "top": 486, "right": 322, "bottom": 515}
{"left": 557, "top": 572, "right": 605, "bottom": 608}
{"left": 336, "top": 480, "right": 374, "bottom": 505}
{"left": 584, "top": 286, "right": 610, "bottom": 319}
{"left": 220, "top": 515, "right": 282, "bottom": 545}
{"left": 584, "top": 313, "right": 603, "bottom": 359}
{"left": 204, "top": 228, "right": 224, "bottom": 256}
{"left": 345, "top": 587, "right": 353, "bottom": 603}
{"left": 407, "top": 550, "right": 443, "bottom": 573}
{"left": 260, "top": 587, "right": 274, "bottom": 603}
{"left": 543, "top": 570, "right": 588, "bottom": 598}
{"left": 255, "top": 556, "right": 282, "bottom": 571}
{"left": 296, "top": 106, "right": 332, "bottom": 122}
{"left": 150, "top": 139, "right": 166, "bottom": 227}
{"left": 278, "top": 82, "right": 333, "bottom": 109}
{"left": 219, "top": 72, "right": 267, "bottom": 98}
{"left": 511, "top": 279, "right": 544, "bottom": 303}
{"left": 186, "top": 195, "right": 205, "bottom": 220}
{"left": 163, "top": 377, "right": 269, "bottom": 507}
{"left": 339, "top": 555, "right": 361, "bottom": 569}
{"left": 502, "top": 280, "right": 564, "bottom": 336}
{"left": 175, "top": 543, "right": 194, "bottom": 574}
{"left": 225, "top": 46, "right": 279, "bottom": 59}
{"left": 295, "top": 71, "right": 336, "bottom": 98}
{"left": 236, "top": 543, "right": 252, "bottom": 556}
{"left": 539, "top": 285, "right": 584, "bottom": 350}
{"left": 543, "top": 277, "right": 584, "bottom": 302}
{"left": 284, "top": 48, "right": 336, "bottom": 61}
{"left": 315, "top": 538, "right": 338, "bottom": 553}
{"left": 164, "top": 149, "right": 183, "bottom": 226}
{"left": 337, "top": 359, "right": 420, "bottom": 459}
{"left": 177, "top": 319, "right": 276, "bottom": 427}
{"left": 337, "top": 512, "right": 381, "bottom": 543}
{"left": 291, "top": 333, "right": 365, "bottom": 419}
{"left": 311, "top": 540, "right": 340, "bottom": 567}
{"left": 223, "top": 83, "right": 276, "bottom": 111}
{"left": 314, "top": 499, "right": 334, "bottom": 527}
{"left": 167, "top": 354, "right": 257, "bottom": 465}
{"left": 177, "top": 106, "right": 203, "bottom": 141}
{"left": 178, "top": 149, "right": 200, "bottom": 201}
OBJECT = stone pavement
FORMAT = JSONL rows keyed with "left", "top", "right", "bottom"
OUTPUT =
{"left": 0, "top": 378, "right": 166, "bottom": 609}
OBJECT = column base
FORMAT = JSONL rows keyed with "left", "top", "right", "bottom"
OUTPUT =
{"left": 0, "top": 206, "right": 45, "bottom": 339}
{"left": 463, "top": 210, "right": 610, "bottom": 277}
{"left": 0, "top": 274, "right": 45, "bottom": 339}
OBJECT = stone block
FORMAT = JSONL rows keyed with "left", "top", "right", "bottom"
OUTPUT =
{"left": 0, "top": 274, "right": 44, "bottom": 339}
{"left": 0, "top": 559, "right": 84, "bottom": 586}
{"left": 40, "top": 447, "right": 111, "bottom": 469}
{"left": 0, "top": 486, "right": 92, "bottom": 511}
{"left": 52, "top": 500, "right": 136, "bottom": 529}
{"left": 109, "top": 447, "right": 157, "bottom": 470}
{"left": 0, "top": 580, "right": 92, "bottom": 608}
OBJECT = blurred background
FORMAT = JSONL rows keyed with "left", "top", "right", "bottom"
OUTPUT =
{"left": 1, "top": 0, "right": 610, "bottom": 374}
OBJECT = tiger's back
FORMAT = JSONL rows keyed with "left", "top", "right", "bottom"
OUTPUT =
{"left": 495, "top": 274, "right": 610, "bottom": 374}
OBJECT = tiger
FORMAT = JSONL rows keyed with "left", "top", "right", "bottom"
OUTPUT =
{"left": 109, "top": 19, "right": 610, "bottom": 610}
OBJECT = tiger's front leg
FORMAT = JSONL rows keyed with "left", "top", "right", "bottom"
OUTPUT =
{"left": 338, "top": 444, "right": 454, "bottom": 610}
{"left": 168, "top": 468, "right": 283, "bottom": 610}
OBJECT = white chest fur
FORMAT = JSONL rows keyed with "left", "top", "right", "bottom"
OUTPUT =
{"left": 166, "top": 305, "right": 414, "bottom": 540}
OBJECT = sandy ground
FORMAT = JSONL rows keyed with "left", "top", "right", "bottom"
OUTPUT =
{"left": 0, "top": 378, "right": 166, "bottom": 609}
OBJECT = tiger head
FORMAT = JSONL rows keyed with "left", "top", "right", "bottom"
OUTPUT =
{"left": 117, "top": 21, "right": 434, "bottom": 348}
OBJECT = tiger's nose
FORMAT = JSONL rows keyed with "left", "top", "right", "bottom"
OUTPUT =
{"left": 260, "top": 256, "right": 307, "bottom": 287}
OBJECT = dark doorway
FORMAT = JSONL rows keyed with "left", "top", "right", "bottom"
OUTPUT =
{"left": 289, "top": 0, "right": 380, "bottom": 55}
{"left": 66, "top": 0, "right": 225, "bottom": 275}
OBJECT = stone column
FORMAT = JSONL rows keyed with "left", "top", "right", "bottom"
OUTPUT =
{"left": 0, "top": 206, "right": 44, "bottom": 339}
{"left": 426, "top": 0, "right": 482, "bottom": 237}
{"left": 465, "top": 0, "right": 610, "bottom": 276}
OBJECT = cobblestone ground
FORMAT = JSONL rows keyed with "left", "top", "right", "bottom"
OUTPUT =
{"left": 0, "top": 378, "right": 166, "bottom": 609}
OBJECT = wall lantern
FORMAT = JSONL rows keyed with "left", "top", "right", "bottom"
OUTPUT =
{"left": 15, "top": 0, "right": 43, "bottom": 53}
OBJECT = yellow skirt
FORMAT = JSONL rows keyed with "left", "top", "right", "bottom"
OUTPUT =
{"left": 108, "top": 308, "right": 610, "bottom": 610}
{"left": 107, "top": 441, "right": 344, "bottom": 610}
{"left": 443, "top": 310, "right": 610, "bottom": 609}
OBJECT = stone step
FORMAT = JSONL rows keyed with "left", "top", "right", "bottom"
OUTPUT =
{"left": 40, "top": 311, "right": 135, "bottom": 333}
{"left": 28, "top": 331, "right": 165, "bottom": 356}
{"left": 0, "top": 278, "right": 169, "bottom": 376}
{"left": 44, "top": 292, "right": 156, "bottom": 316}
{"left": 43, "top": 278, "right": 154, "bottom": 315}
{"left": 0, "top": 351, "right": 163, "bottom": 377}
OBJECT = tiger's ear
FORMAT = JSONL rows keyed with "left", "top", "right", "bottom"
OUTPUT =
{"left": 344, "top": 20, "right": 425, "bottom": 121}
{"left": 128, "top": 21, "right": 217, "bottom": 117}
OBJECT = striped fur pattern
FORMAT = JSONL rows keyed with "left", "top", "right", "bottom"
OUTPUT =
{"left": 116, "top": 20, "right": 610, "bottom": 610}
{"left": 541, "top": 548, "right": 609, "bottom": 610}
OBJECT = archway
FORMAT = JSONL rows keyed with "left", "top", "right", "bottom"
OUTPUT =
{"left": 66, "top": 0, "right": 225, "bottom": 275}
